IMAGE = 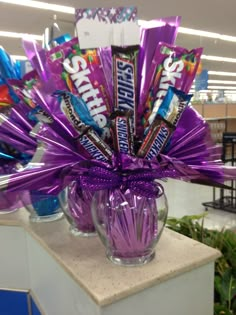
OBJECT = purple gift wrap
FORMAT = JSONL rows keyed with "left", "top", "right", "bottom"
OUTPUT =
{"left": 138, "top": 16, "right": 181, "bottom": 108}
{"left": 91, "top": 186, "right": 167, "bottom": 265}
{"left": 99, "top": 47, "right": 113, "bottom": 100}
{"left": 0, "top": 190, "right": 23, "bottom": 213}
{"left": 60, "top": 180, "right": 96, "bottom": 236}
{"left": 141, "top": 43, "right": 203, "bottom": 128}
{"left": 0, "top": 160, "right": 23, "bottom": 213}
{"left": 22, "top": 37, "right": 54, "bottom": 91}
{"left": 0, "top": 112, "right": 36, "bottom": 155}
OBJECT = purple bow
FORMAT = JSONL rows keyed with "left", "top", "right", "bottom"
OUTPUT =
{"left": 80, "top": 166, "right": 164, "bottom": 198}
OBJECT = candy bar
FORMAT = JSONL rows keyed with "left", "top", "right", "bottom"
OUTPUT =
{"left": 110, "top": 110, "right": 134, "bottom": 155}
{"left": 46, "top": 38, "right": 111, "bottom": 139}
{"left": 138, "top": 117, "right": 174, "bottom": 160}
{"left": 143, "top": 43, "right": 202, "bottom": 126}
{"left": 79, "top": 128, "right": 113, "bottom": 163}
{"left": 157, "top": 86, "right": 192, "bottom": 126}
{"left": 112, "top": 45, "right": 138, "bottom": 133}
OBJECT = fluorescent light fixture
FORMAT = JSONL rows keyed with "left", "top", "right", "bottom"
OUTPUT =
{"left": 207, "top": 86, "right": 236, "bottom": 90}
{"left": 178, "top": 27, "right": 236, "bottom": 43}
{"left": 11, "top": 55, "right": 27, "bottom": 60}
{"left": 191, "top": 89, "right": 236, "bottom": 94}
{"left": 139, "top": 20, "right": 236, "bottom": 43}
{"left": 0, "top": 31, "right": 42, "bottom": 41}
{"left": 208, "top": 80, "right": 236, "bottom": 85}
{"left": 208, "top": 71, "right": 236, "bottom": 77}
{"left": 0, "top": 0, "right": 75, "bottom": 14}
{"left": 192, "top": 85, "right": 236, "bottom": 90}
{"left": 201, "top": 55, "right": 236, "bottom": 63}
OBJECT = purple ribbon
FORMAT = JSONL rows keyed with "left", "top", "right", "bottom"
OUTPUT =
{"left": 80, "top": 166, "right": 164, "bottom": 198}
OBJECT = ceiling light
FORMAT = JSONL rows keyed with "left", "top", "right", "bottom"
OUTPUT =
{"left": 178, "top": 27, "right": 236, "bottom": 43}
{"left": 201, "top": 55, "right": 236, "bottom": 63}
{"left": 208, "top": 71, "right": 236, "bottom": 77}
{"left": 192, "top": 85, "right": 236, "bottom": 90}
{"left": 0, "top": 31, "right": 42, "bottom": 41}
{"left": 208, "top": 80, "right": 236, "bottom": 85}
{"left": 11, "top": 55, "right": 27, "bottom": 60}
{"left": 191, "top": 89, "right": 236, "bottom": 94}
{"left": 139, "top": 20, "right": 236, "bottom": 43}
{"left": 207, "top": 86, "right": 236, "bottom": 90}
{"left": 0, "top": 0, "right": 75, "bottom": 14}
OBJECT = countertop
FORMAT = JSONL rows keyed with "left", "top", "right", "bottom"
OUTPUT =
{"left": 0, "top": 210, "right": 221, "bottom": 306}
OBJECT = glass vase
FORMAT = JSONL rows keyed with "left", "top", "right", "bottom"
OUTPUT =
{"left": 0, "top": 191, "right": 22, "bottom": 214}
{"left": 59, "top": 181, "right": 96, "bottom": 237}
{"left": 22, "top": 190, "right": 64, "bottom": 223}
{"left": 91, "top": 187, "right": 168, "bottom": 266}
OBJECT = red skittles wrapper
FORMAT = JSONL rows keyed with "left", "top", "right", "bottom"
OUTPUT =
{"left": 0, "top": 84, "right": 14, "bottom": 107}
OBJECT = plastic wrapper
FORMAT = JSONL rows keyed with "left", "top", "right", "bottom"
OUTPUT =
{"left": 0, "top": 47, "right": 21, "bottom": 80}
{"left": 112, "top": 45, "right": 138, "bottom": 134}
{"left": 99, "top": 47, "right": 113, "bottom": 99}
{"left": 45, "top": 38, "right": 112, "bottom": 139}
{"left": 142, "top": 43, "right": 202, "bottom": 127}
{"left": 138, "top": 16, "right": 181, "bottom": 108}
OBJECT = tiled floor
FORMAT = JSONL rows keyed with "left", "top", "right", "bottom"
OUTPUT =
{"left": 163, "top": 179, "right": 236, "bottom": 231}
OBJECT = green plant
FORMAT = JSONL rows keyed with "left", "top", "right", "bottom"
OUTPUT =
{"left": 167, "top": 214, "right": 236, "bottom": 315}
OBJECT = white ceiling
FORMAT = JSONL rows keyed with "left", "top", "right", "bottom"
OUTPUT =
{"left": 1, "top": 0, "right": 236, "bottom": 85}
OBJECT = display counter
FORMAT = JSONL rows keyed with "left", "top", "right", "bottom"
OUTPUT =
{"left": 0, "top": 210, "right": 221, "bottom": 315}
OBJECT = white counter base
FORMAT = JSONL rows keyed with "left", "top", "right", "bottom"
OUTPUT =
{"left": 0, "top": 210, "right": 221, "bottom": 315}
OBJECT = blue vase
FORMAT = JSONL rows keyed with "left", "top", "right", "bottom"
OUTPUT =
{"left": 22, "top": 190, "right": 64, "bottom": 223}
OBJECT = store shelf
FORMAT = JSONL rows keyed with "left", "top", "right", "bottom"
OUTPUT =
{"left": 202, "top": 132, "right": 236, "bottom": 213}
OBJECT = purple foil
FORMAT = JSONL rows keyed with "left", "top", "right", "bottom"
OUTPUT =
{"left": 22, "top": 37, "right": 55, "bottom": 92}
{"left": 65, "top": 181, "right": 95, "bottom": 233}
{"left": 0, "top": 113, "right": 36, "bottom": 154}
{"left": 163, "top": 105, "right": 225, "bottom": 183}
{"left": 138, "top": 16, "right": 181, "bottom": 107}
{"left": 0, "top": 164, "right": 23, "bottom": 213}
{"left": 99, "top": 47, "right": 113, "bottom": 100}
{"left": 30, "top": 122, "right": 86, "bottom": 164}
{"left": 0, "top": 191, "right": 23, "bottom": 213}
{"left": 3, "top": 102, "right": 34, "bottom": 132}
{"left": 32, "top": 88, "right": 84, "bottom": 145}
{"left": 94, "top": 188, "right": 164, "bottom": 259}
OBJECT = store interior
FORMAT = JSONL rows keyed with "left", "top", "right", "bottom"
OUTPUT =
{"left": 0, "top": 1, "right": 236, "bottom": 315}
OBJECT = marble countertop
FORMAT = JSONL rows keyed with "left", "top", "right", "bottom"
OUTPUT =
{"left": 0, "top": 210, "right": 221, "bottom": 306}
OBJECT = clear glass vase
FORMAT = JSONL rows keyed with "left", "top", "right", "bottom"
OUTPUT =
{"left": 59, "top": 181, "right": 96, "bottom": 237}
{"left": 92, "top": 187, "right": 168, "bottom": 266}
{"left": 22, "top": 190, "right": 64, "bottom": 223}
{"left": 0, "top": 191, "right": 22, "bottom": 214}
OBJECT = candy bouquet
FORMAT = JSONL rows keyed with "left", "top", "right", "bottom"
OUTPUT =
{"left": 0, "top": 8, "right": 236, "bottom": 265}
{"left": 0, "top": 48, "right": 64, "bottom": 220}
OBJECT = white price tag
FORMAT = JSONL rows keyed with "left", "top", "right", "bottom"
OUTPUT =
{"left": 75, "top": 7, "right": 139, "bottom": 49}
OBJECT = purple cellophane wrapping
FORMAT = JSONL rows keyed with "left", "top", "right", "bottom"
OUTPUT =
{"left": 94, "top": 188, "right": 161, "bottom": 259}
{"left": 0, "top": 164, "right": 23, "bottom": 212}
{"left": 67, "top": 181, "right": 95, "bottom": 233}
{"left": 99, "top": 47, "right": 113, "bottom": 100}
{"left": 138, "top": 16, "right": 181, "bottom": 106}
